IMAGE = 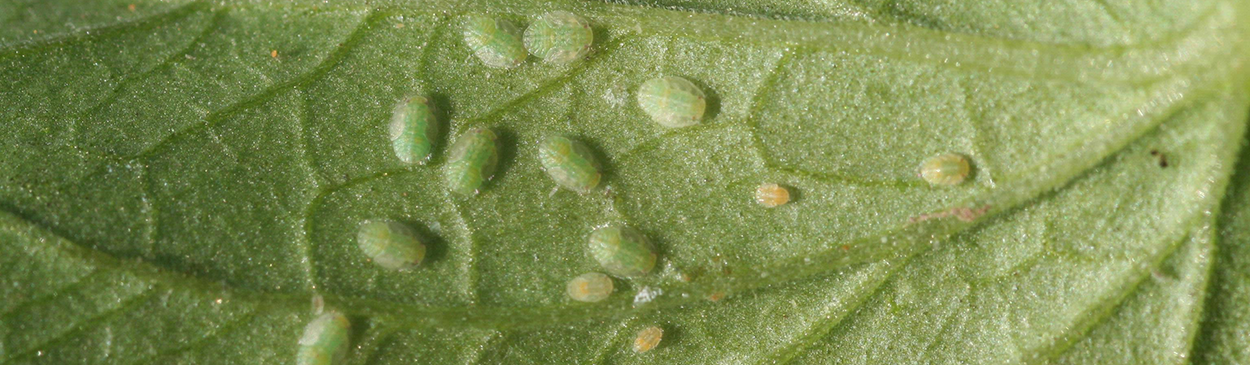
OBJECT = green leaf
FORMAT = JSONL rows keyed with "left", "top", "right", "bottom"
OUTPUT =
{"left": 1194, "top": 105, "right": 1250, "bottom": 364}
{"left": 1, "top": 0, "right": 1248, "bottom": 363}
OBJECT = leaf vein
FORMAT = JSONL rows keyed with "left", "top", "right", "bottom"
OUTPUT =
{"left": 0, "top": 269, "right": 102, "bottom": 319}
{"left": 6, "top": 288, "right": 156, "bottom": 363}
{"left": 0, "top": 1, "right": 208, "bottom": 57}
{"left": 132, "top": 9, "right": 383, "bottom": 162}
{"left": 128, "top": 309, "right": 259, "bottom": 365}
{"left": 460, "top": 32, "right": 643, "bottom": 127}
{"left": 66, "top": 9, "right": 223, "bottom": 162}
{"left": 766, "top": 258, "right": 919, "bottom": 365}
{"left": 291, "top": 89, "right": 320, "bottom": 292}
{"left": 1039, "top": 231, "right": 1207, "bottom": 363}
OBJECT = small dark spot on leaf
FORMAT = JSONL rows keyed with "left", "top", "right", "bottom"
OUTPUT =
{"left": 1152, "top": 150, "right": 1169, "bottom": 168}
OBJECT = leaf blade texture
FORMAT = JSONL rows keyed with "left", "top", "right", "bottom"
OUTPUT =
{"left": 1, "top": 0, "right": 1249, "bottom": 363}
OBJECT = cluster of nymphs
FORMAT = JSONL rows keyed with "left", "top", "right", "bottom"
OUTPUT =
{"left": 297, "top": 12, "right": 676, "bottom": 364}
{"left": 464, "top": 11, "right": 593, "bottom": 68}
{"left": 300, "top": 9, "right": 978, "bottom": 364}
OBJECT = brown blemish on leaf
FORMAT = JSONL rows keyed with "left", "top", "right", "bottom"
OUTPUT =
{"left": 908, "top": 205, "right": 992, "bottom": 224}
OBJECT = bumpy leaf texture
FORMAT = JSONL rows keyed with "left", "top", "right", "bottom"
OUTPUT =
{"left": 1, "top": 0, "right": 1249, "bottom": 363}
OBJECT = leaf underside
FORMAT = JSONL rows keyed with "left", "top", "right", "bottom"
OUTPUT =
{"left": 1, "top": 0, "right": 1249, "bottom": 364}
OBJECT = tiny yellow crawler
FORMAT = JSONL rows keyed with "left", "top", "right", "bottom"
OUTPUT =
{"left": 566, "top": 272, "right": 614, "bottom": 302}
{"left": 632, "top": 326, "right": 663, "bottom": 353}
{"left": 920, "top": 153, "right": 972, "bottom": 186}
{"left": 755, "top": 183, "right": 791, "bottom": 208}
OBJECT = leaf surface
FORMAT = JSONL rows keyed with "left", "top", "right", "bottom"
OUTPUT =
{"left": 1, "top": 0, "right": 1248, "bottom": 363}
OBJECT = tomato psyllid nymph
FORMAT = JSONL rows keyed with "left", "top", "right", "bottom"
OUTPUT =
{"left": 566, "top": 272, "right": 614, "bottom": 302}
{"left": 462, "top": 16, "right": 527, "bottom": 69}
{"left": 636, "top": 76, "right": 707, "bottom": 128}
{"left": 389, "top": 96, "right": 438, "bottom": 165}
{"left": 356, "top": 219, "right": 426, "bottom": 270}
{"left": 755, "top": 183, "right": 790, "bottom": 208}
{"left": 524, "top": 11, "right": 593, "bottom": 64}
{"left": 632, "top": 326, "right": 663, "bottom": 353}
{"left": 588, "top": 225, "right": 657, "bottom": 277}
{"left": 445, "top": 128, "right": 501, "bottom": 195}
{"left": 920, "top": 153, "right": 972, "bottom": 186}
{"left": 538, "top": 136, "right": 602, "bottom": 194}
{"left": 296, "top": 311, "right": 351, "bottom": 365}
